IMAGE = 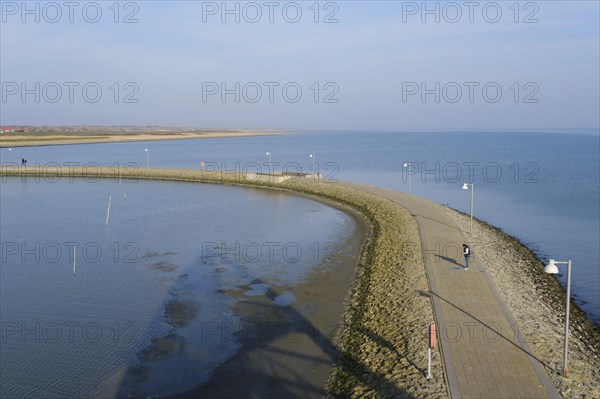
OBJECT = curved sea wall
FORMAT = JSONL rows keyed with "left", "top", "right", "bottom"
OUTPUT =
{"left": 4, "top": 166, "right": 599, "bottom": 398}
{"left": 0, "top": 166, "right": 448, "bottom": 398}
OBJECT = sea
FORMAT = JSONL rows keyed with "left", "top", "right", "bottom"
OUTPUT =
{"left": 1, "top": 129, "right": 598, "bottom": 397}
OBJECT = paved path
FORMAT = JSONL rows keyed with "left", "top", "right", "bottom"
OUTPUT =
{"left": 342, "top": 183, "right": 560, "bottom": 399}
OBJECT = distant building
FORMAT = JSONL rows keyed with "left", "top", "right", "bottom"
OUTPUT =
{"left": 0, "top": 126, "right": 16, "bottom": 133}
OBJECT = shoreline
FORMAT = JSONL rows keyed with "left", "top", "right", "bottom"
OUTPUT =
{"left": 450, "top": 207, "right": 599, "bottom": 328}
{"left": 0, "top": 131, "right": 282, "bottom": 148}
{"left": 2, "top": 166, "right": 599, "bottom": 398}
{"left": 107, "top": 187, "right": 368, "bottom": 398}
{"left": 0, "top": 167, "right": 448, "bottom": 398}
{"left": 170, "top": 213, "right": 367, "bottom": 398}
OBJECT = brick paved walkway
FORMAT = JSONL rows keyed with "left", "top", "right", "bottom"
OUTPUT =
{"left": 343, "top": 184, "right": 560, "bottom": 399}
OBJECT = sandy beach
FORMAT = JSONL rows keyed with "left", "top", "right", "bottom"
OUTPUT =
{"left": 0, "top": 131, "right": 280, "bottom": 148}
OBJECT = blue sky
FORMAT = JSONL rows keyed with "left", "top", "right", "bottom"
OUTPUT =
{"left": 1, "top": 1, "right": 599, "bottom": 129}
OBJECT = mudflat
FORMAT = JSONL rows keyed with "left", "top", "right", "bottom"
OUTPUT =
{"left": 172, "top": 217, "right": 366, "bottom": 398}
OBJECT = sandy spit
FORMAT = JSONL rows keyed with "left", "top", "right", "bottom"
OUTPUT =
{"left": 0, "top": 131, "right": 281, "bottom": 148}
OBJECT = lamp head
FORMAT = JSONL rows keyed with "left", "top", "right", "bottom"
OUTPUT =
{"left": 544, "top": 259, "right": 559, "bottom": 274}
{"left": 462, "top": 183, "right": 469, "bottom": 190}
{"left": 403, "top": 163, "right": 408, "bottom": 167}
{"left": 144, "top": 148, "right": 148, "bottom": 152}
{"left": 266, "top": 152, "right": 270, "bottom": 156}
{"left": 309, "top": 154, "right": 313, "bottom": 158}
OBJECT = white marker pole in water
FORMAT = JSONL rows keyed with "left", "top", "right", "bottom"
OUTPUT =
{"left": 105, "top": 195, "right": 112, "bottom": 226}
{"left": 119, "top": 169, "right": 126, "bottom": 199}
{"left": 73, "top": 246, "right": 76, "bottom": 275}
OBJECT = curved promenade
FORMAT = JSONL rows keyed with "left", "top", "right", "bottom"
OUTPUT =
{"left": 342, "top": 183, "right": 560, "bottom": 399}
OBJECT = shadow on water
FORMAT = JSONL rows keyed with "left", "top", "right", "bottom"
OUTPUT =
{"left": 112, "top": 277, "right": 412, "bottom": 398}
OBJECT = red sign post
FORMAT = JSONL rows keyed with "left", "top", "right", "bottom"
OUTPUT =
{"left": 427, "top": 321, "right": 436, "bottom": 379}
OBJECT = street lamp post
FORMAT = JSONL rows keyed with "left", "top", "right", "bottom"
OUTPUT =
{"left": 403, "top": 163, "right": 412, "bottom": 195}
{"left": 462, "top": 182, "right": 474, "bottom": 233}
{"left": 543, "top": 259, "right": 573, "bottom": 378}
{"left": 144, "top": 148, "right": 150, "bottom": 168}
{"left": 309, "top": 154, "right": 316, "bottom": 180}
{"left": 266, "top": 152, "right": 272, "bottom": 181}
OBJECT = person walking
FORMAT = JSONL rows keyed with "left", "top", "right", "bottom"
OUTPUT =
{"left": 463, "top": 244, "right": 471, "bottom": 270}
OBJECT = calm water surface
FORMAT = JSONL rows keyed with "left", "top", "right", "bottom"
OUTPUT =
{"left": 0, "top": 178, "right": 357, "bottom": 398}
{"left": 2, "top": 130, "right": 597, "bottom": 322}
{"left": 0, "top": 130, "right": 600, "bottom": 322}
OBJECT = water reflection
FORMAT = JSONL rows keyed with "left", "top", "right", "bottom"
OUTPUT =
{"left": 0, "top": 178, "right": 358, "bottom": 398}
